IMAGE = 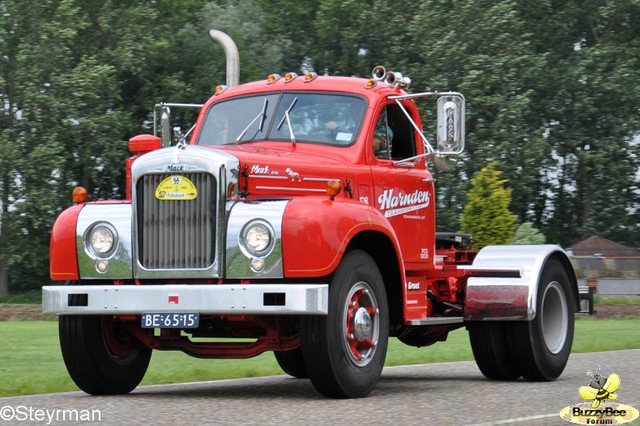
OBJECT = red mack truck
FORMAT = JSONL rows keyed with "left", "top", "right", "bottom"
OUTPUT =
{"left": 43, "top": 31, "right": 578, "bottom": 399}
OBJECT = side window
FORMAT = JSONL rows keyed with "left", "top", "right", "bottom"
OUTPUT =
{"left": 373, "top": 104, "right": 415, "bottom": 160}
{"left": 387, "top": 104, "right": 415, "bottom": 159}
{"left": 373, "top": 109, "right": 392, "bottom": 159}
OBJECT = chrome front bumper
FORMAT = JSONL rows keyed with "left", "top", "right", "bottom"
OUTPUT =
{"left": 42, "top": 284, "right": 328, "bottom": 315}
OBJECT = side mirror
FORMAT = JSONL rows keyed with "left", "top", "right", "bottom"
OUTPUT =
{"left": 436, "top": 94, "right": 465, "bottom": 155}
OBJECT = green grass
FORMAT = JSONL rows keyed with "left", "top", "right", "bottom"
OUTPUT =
{"left": 1, "top": 318, "right": 639, "bottom": 397}
{"left": 594, "top": 295, "right": 640, "bottom": 304}
{"left": 0, "top": 290, "right": 41, "bottom": 304}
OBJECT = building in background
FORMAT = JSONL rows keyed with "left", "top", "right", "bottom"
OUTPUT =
{"left": 569, "top": 236, "right": 640, "bottom": 298}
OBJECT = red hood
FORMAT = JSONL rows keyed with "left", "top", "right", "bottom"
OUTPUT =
{"left": 209, "top": 142, "right": 365, "bottom": 199}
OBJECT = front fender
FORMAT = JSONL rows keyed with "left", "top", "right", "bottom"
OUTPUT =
{"left": 281, "top": 197, "right": 400, "bottom": 277}
{"left": 50, "top": 204, "right": 84, "bottom": 281}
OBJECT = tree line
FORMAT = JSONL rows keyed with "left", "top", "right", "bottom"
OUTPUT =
{"left": 1, "top": 0, "right": 638, "bottom": 294}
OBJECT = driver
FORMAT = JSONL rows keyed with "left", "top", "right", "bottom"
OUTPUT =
{"left": 373, "top": 127, "right": 393, "bottom": 158}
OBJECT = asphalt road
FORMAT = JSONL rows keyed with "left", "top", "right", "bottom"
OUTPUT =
{"left": 1, "top": 349, "right": 638, "bottom": 426}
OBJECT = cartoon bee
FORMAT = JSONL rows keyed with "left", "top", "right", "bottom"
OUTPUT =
{"left": 579, "top": 372, "right": 620, "bottom": 408}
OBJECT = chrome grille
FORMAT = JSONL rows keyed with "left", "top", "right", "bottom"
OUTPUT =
{"left": 136, "top": 173, "right": 216, "bottom": 269}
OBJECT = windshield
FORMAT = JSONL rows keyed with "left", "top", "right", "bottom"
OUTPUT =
{"left": 196, "top": 92, "right": 366, "bottom": 146}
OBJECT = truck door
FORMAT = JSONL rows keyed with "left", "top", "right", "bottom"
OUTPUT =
{"left": 370, "top": 104, "right": 435, "bottom": 269}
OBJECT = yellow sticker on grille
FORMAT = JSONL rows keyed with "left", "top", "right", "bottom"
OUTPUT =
{"left": 155, "top": 175, "right": 198, "bottom": 200}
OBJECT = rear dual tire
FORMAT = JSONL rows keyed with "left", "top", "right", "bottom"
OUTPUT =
{"left": 468, "top": 257, "right": 574, "bottom": 381}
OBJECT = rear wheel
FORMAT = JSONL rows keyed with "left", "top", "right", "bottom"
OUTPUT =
{"left": 467, "top": 321, "right": 521, "bottom": 380}
{"left": 301, "top": 250, "right": 389, "bottom": 398}
{"left": 59, "top": 313, "right": 151, "bottom": 395}
{"left": 508, "top": 257, "right": 574, "bottom": 380}
{"left": 274, "top": 349, "right": 308, "bottom": 378}
{"left": 468, "top": 257, "right": 574, "bottom": 382}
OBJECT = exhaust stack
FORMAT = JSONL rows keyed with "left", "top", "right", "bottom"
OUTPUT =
{"left": 208, "top": 29, "right": 240, "bottom": 87}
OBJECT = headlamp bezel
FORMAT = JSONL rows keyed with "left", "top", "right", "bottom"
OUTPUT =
{"left": 239, "top": 220, "right": 275, "bottom": 258}
{"left": 84, "top": 222, "right": 118, "bottom": 258}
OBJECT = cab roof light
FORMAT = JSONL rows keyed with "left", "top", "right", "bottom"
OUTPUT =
{"left": 72, "top": 186, "right": 88, "bottom": 204}
{"left": 267, "top": 73, "right": 282, "bottom": 84}
{"left": 284, "top": 72, "right": 299, "bottom": 82}
{"left": 214, "top": 85, "right": 229, "bottom": 95}
{"left": 304, "top": 72, "right": 318, "bottom": 82}
{"left": 365, "top": 79, "right": 377, "bottom": 89}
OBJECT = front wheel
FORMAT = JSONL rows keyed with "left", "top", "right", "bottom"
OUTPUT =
{"left": 59, "top": 314, "right": 151, "bottom": 395}
{"left": 301, "top": 250, "right": 389, "bottom": 398}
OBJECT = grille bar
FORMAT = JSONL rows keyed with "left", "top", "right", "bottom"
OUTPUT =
{"left": 137, "top": 173, "right": 216, "bottom": 269}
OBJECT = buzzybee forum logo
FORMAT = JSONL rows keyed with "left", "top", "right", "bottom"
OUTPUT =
{"left": 559, "top": 367, "right": 639, "bottom": 424}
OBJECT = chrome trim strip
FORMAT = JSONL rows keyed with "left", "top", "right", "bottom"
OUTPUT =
{"left": 302, "top": 177, "right": 341, "bottom": 182}
{"left": 255, "top": 186, "right": 326, "bottom": 193}
{"left": 407, "top": 317, "right": 463, "bottom": 326}
{"left": 249, "top": 175, "right": 288, "bottom": 180}
{"left": 42, "top": 284, "right": 328, "bottom": 315}
{"left": 249, "top": 176, "right": 339, "bottom": 183}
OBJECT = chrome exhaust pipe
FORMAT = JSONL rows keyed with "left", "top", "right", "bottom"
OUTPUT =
{"left": 208, "top": 29, "right": 240, "bottom": 87}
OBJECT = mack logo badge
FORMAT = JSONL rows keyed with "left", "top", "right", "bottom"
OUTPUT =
{"left": 155, "top": 175, "right": 198, "bottom": 200}
{"left": 167, "top": 164, "right": 185, "bottom": 172}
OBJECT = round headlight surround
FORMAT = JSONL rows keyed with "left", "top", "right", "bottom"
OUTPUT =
{"left": 85, "top": 222, "right": 118, "bottom": 258}
{"left": 240, "top": 220, "right": 275, "bottom": 257}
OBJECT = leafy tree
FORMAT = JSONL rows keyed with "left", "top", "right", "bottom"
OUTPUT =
{"left": 405, "top": 0, "right": 548, "bottom": 233}
{"left": 256, "top": 0, "right": 320, "bottom": 72}
{"left": 0, "top": 0, "right": 163, "bottom": 293}
{"left": 541, "top": 0, "right": 640, "bottom": 247}
{"left": 460, "top": 163, "right": 516, "bottom": 248}
{"left": 1, "top": 0, "right": 84, "bottom": 294}
{"left": 512, "top": 222, "right": 546, "bottom": 245}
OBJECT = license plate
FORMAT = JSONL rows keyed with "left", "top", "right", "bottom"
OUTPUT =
{"left": 141, "top": 312, "right": 199, "bottom": 329}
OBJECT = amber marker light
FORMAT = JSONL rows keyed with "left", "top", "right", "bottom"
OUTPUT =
{"left": 284, "top": 72, "right": 298, "bottom": 82}
{"left": 72, "top": 186, "right": 88, "bottom": 203}
{"left": 365, "top": 79, "right": 377, "bottom": 89}
{"left": 267, "top": 73, "right": 282, "bottom": 84}
{"left": 214, "top": 85, "right": 228, "bottom": 95}
{"left": 304, "top": 72, "right": 318, "bottom": 82}
{"left": 326, "top": 179, "right": 342, "bottom": 200}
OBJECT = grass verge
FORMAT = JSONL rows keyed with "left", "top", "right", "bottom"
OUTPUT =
{"left": 1, "top": 317, "right": 639, "bottom": 397}
{"left": 0, "top": 291, "right": 41, "bottom": 304}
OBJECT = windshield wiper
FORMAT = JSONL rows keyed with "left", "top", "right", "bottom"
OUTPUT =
{"left": 236, "top": 98, "right": 269, "bottom": 143}
{"left": 276, "top": 97, "right": 298, "bottom": 144}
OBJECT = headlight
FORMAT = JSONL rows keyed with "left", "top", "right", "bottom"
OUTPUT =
{"left": 86, "top": 223, "right": 117, "bottom": 257}
{"left": 240, "top": 220, "right": 273, "bottom": 256}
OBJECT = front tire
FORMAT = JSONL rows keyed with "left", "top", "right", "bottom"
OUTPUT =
{"left": 301, "top": 250, "right": 389, "bottom": 398}
{"left": 59, "top": 314, "right": 151, "bottom": 395}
